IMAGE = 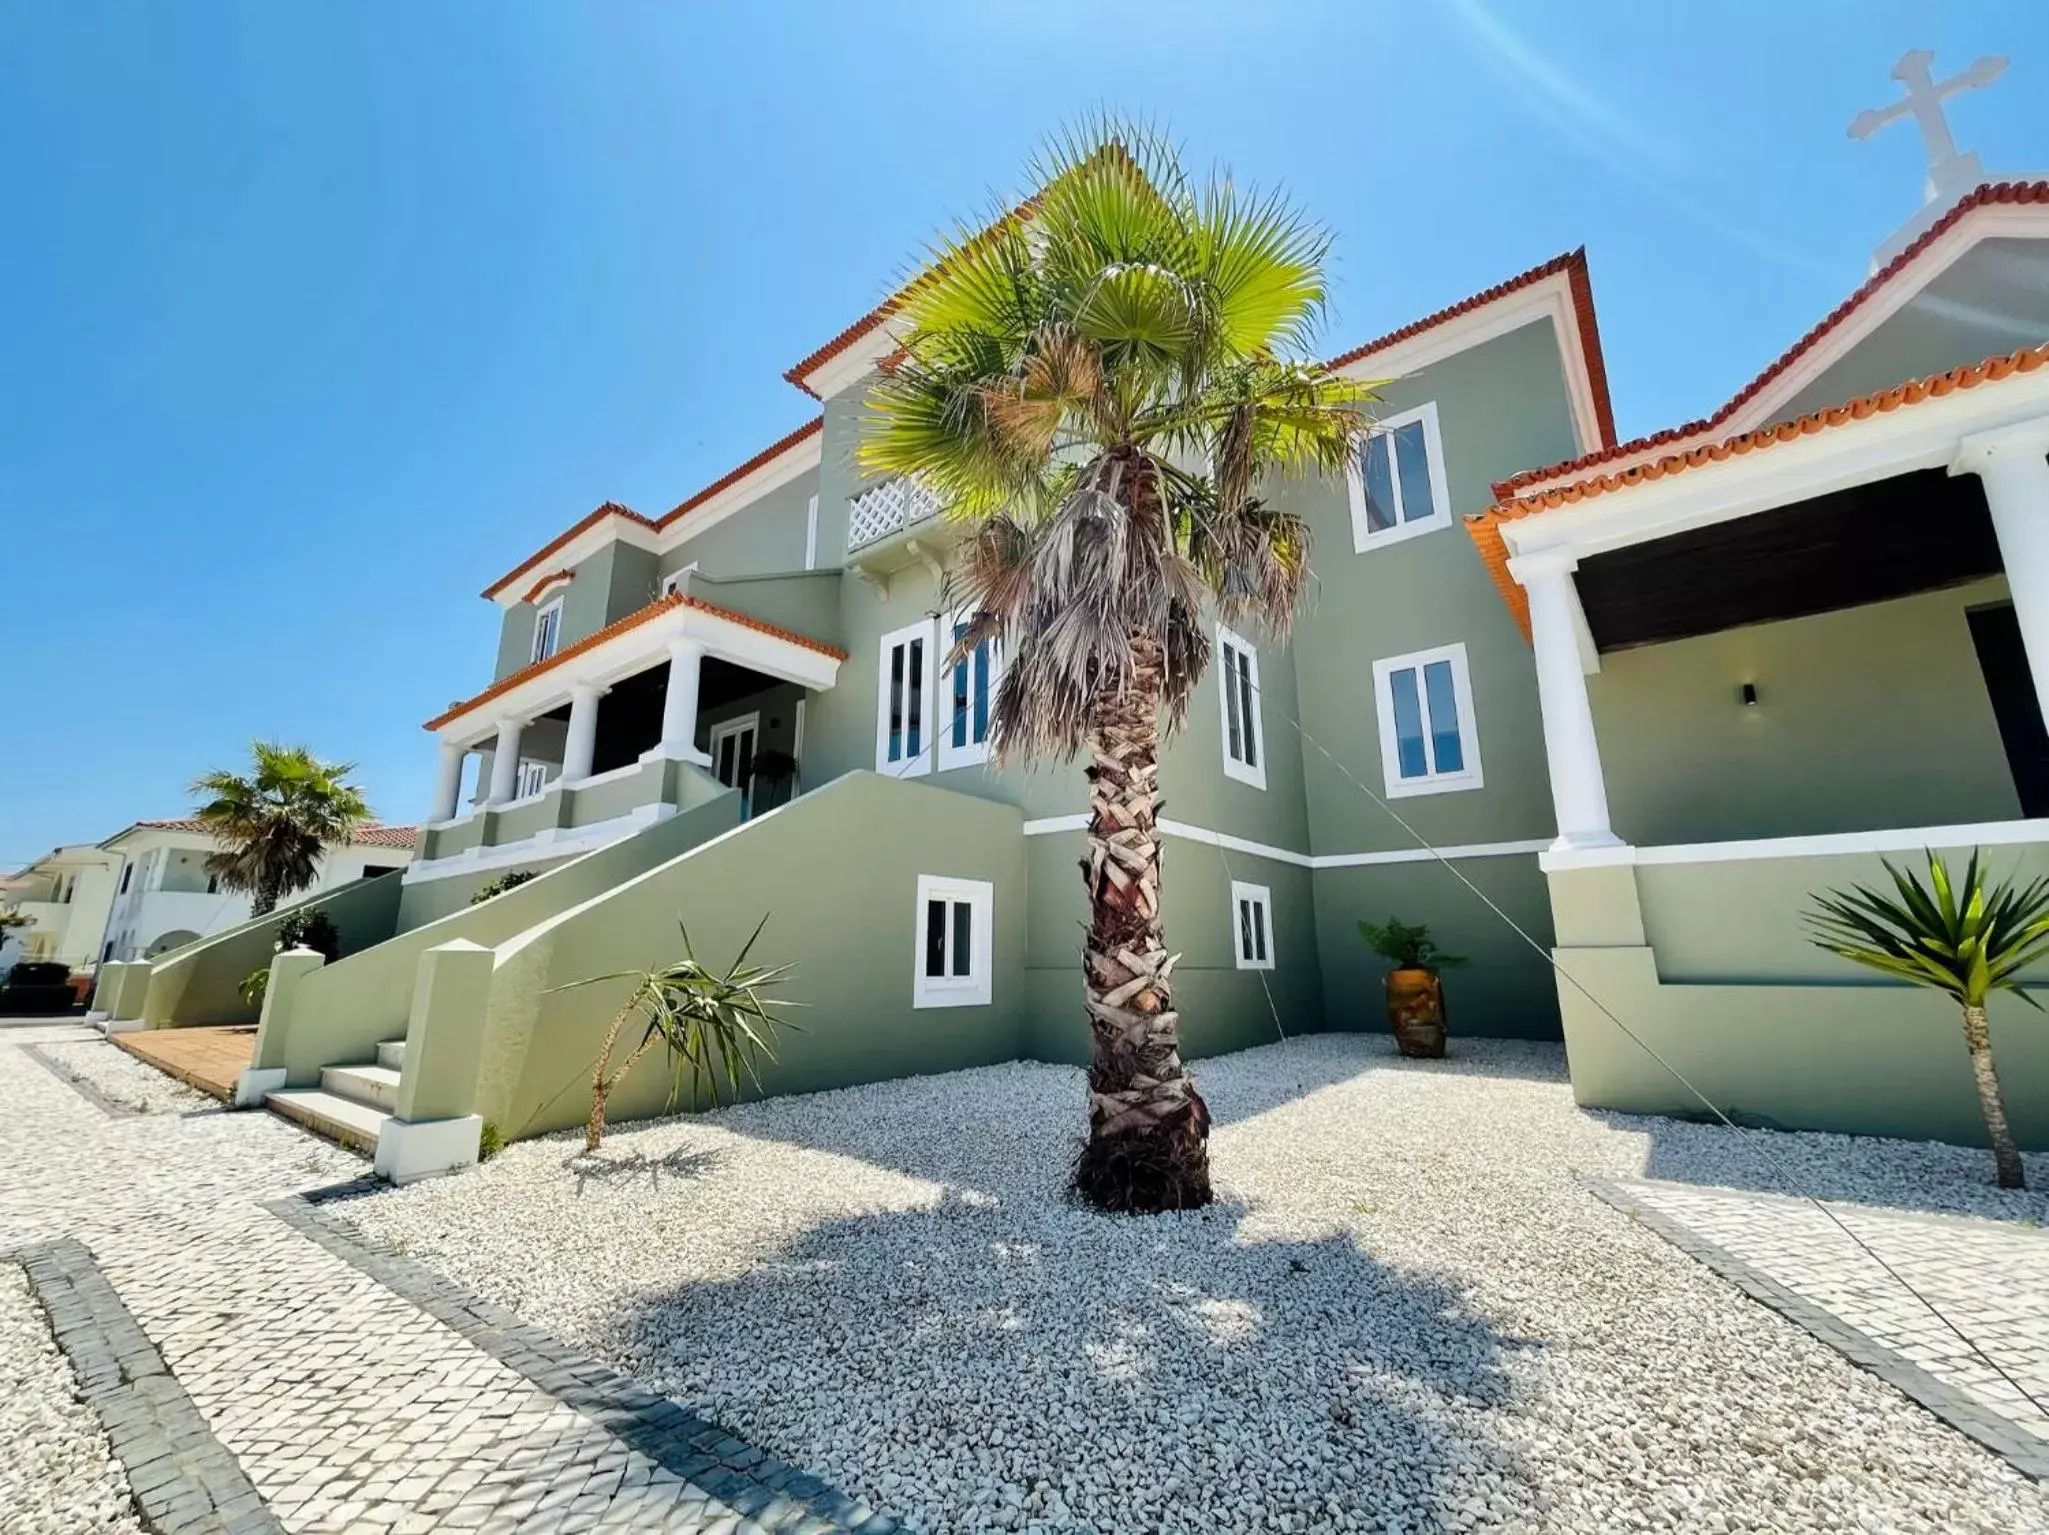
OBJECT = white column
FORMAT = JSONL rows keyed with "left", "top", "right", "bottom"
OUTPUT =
{"left": 485, "top": 718, "right": 524, "bottom": 806}
{"left": 1955, "top": 420, "right": 2049, "bottom": 727}
{"left": 561, "top": 684, "right": 605, "bottom": 782}
{"left": 430, "top": 741, "right": 467, "bottom": 822}
{"left": 653, "top": 637, "right": 712, "bottom": 764}
{"left": 1513, "top": 551, "right": 1621, "bottom": 853}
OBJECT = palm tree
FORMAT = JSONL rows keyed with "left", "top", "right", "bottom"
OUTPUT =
{"left": 861, "top": 121, "right": 1373, "bottom": 1213}
{"left": 189, "top": 742, "right": 372, "bottom": 916}
{"left": 1808, "top": 849, "right": 2049, "bottom": 1189}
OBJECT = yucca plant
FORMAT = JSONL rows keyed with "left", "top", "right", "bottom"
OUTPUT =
{"left": 862, "top": 117, "right": 1374, "bottom": 1213}
{"left": 560, "top": 915, "right": 799, "bottom": 1152}
{"left": 1807, "top": 849, "right": 2048, "bottom": 1189}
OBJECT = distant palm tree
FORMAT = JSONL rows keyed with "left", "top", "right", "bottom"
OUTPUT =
{"left": 190, "top": 742, "right": 372, "bottom": 916}
{"left": 861, "top": 120, "right": 1373, "bottom": 1212}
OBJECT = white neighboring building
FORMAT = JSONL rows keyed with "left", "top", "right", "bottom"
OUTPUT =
{"left": 0, "top": 844, "right": 123, "bottom": 972}
{"left": 96, "top": 820, "right": 419, "bottom": 963}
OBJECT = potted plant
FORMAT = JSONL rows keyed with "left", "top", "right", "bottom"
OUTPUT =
{"left": 1358, "top": 918, "right": 1465, "bottom": 1058}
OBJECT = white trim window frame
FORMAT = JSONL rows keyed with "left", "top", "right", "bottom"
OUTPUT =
{"left": 913, "top": 874, "right": 993, "bottom": 1008}
{"left": 1371, "top": 641, "right": 1484, "bottom": 798}
{"left": 514, "top": 758, "right": 551, "bottom": 798}
{"left": 938, "top": 611, "right": 1001, "bottom": 772}
{"left": 876, "top": 618, "right": 937, "bottom": 777}
{"left": 708, "top": 712, "right": 761, "bottom": 815}
{"left": 1216, "top": 622, "right": 1267, "bottom": 790}
{"left": 1347, "top": 400, "right": 1453, "bottom": 552}
{"left": 1229, "top": 880, "right": 1275, "bottom": 970}
{"left": 531, "top": 596, "right": 565, "bottom": 662}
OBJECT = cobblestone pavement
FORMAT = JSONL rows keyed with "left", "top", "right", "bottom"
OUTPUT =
{"left": 1599, "top": 1176, "right": 2049, "bottom": 1471}
{"left": 0, "top": 1028, "right": 892, "bottom": 1533}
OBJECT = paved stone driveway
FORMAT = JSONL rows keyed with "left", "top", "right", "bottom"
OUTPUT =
{"left": 1597, "top": 1175, "right": 2049, "bottom": 1474}
{"left": 0, "top": 1025, "right": 892, "bottom": 1534}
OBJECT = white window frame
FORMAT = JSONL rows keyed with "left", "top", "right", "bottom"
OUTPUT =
{"left": 876, "top": 618, "right": 938, "bottom": 778}
{"left": 1229, "top": 880, "right": 1275, "bottom": 971}
{"left": 913, "top": 874, "right": 993, "bottom": 1008}
{"left": 514, "top": 758, "right": 551, "bottom": 799}
{"left": 1216, "top": 622, "right": 1267, "bottom": 791}
{"left": 708, "top": 712, "right": 761, "bottom": 815}
{"left": 1346, "top": 400, "right": 1453, "bottom": 552}
{"left": 1371, "top": 641, "right": 1484, "bottom": 798}
{"left": 938, "top": 610, "right": 1001, "bottom": 772}
{"left": 531, "top": 596, "right": 565, "bottom": 662}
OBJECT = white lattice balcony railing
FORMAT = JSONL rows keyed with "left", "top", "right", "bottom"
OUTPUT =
{"left": 848, "top": 475, "right": 943, "bottom": 552}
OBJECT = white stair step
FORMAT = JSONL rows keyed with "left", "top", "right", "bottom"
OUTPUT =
{"left": 321, "top": 1063, "right": 402, "bottom": 1113}
{"left": 266, "top": 1088, "right": 389, "bottom": 1154}
{"left": 376, "top": 1039, "right": 407, "bottom": 1071}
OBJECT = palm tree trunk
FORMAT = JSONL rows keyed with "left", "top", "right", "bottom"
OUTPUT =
{"left": 1960, "top": 1005, "right": 2026, "bottom": 1190}
{"left": 1070, "top": 633, "right": 1212, "bottom": 1214}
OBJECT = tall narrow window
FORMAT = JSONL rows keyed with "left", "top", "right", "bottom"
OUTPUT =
{"left": 514, "top": 759, "right": 550, "bottom": 799}
{"left": 877, "top": 620, "right": 935, "bottom": 777}
{"left": 1372, "top": 642, "right": 1483, "bottom": 797}
{"left": 532, "top": 597, "right": 564, "bottom": 663}
{"left": 1230, "top": 880, "right": 1274, "bottom": 970}
{"left": 1347, "top": 401, "right": 1452, "bottom": 551}
{"left": 914, "top": 875, "right": 993, "bottom": 1007}
{"left": 940, "top": 613, "right": 1000, "bottom": 771}
{"left": 1216, "top": 623, "right": 1266, "bottom": 790}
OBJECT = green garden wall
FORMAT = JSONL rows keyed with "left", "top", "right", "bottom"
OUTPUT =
{"left": 468, "top": 772, "right": 1028, "bottom": 1140}
{"left": 270, "top": 790, "right": 743, "bottom": 1084}
{"left": 140, "top": 872, "right": 407, "bottom": 1028}
{"left": 1590, "top": 578, "right": 2021, "bottom": 847}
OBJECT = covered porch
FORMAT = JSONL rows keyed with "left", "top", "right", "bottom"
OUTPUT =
{"left": 413, "top": 588, "right": 844, "bottom": 885}
{"left": 1483, "top": 351, "right": 2049, "bottom": 1146}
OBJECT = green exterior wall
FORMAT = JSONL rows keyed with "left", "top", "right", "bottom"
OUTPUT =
{"left": 658, "top": 465, "right": 819, "bottom": 581}
{"left": 140, "top": 872, "right": 407, "bottom": 1028}
{"left": 1549, "top": 857, "right": 2049, "bottom": 1148}
{"left": 466, "top": 773, "right": 1028, "bottom": 1139}
{"left": 1590, "top": 578, "right": 2021, "bottom": 846}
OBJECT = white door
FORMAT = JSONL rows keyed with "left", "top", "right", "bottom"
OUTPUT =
{"left": 709, "top": 714, "right": 760, "bottom": 817}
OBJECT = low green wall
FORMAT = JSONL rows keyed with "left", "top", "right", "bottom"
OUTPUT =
{"left": 568, "top": 761, "right": 662, "bottom": 827}
{"left": 271, "top": 790, "right": 742, "bottom": 1084}
{"left": 1549, "top": 856, "right": 2049, "bottom": 1147}
{"left": 422, "top": 814, "right": 488, "bottom": 863}
{"left": 471, "top": 772, "right": 1027, "bottom": 1141}
{"left": 141, "top": 873, "right": 407, "bottom": 1028}
{"left": 492, "top": 792, "right": 562, "bottom": 846}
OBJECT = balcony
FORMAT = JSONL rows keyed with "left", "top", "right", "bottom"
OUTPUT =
{"left": 848, "top": 475, "right": 943, "bottom": 552}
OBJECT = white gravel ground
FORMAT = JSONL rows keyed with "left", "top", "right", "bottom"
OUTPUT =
{"left": 346, "top": 1035, "right": 2049, "bottom": 1534}
{"left": 38, "top": 1038, "right": 215, "bottom": 1116}
{"left": 0, "top": 1262, "right": 144, "bottom": 1535}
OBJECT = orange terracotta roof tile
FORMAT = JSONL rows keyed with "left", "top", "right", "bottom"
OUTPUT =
{"left": 481, "top": 502, "right": 657, "bottom": 601}
{"left": 423, "top": 593, "right": 847, "bottom": 732}
{"left": 126, "top": 819, "right": 419, "bottom": 849}
{"left": 1493, "top": 181, "right": 2049, "bottom": 500}
{"left": 1325, "top": 249, "right": 1617, "bottom": 447}
{"left": 654, "top": 417, "right": 822, "bottom": 529}
{"left": 1466, "top": 339, "right": 2049, "bottom": 637}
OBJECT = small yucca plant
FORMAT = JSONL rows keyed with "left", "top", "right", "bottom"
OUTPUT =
{"left": 559, "top": 915, "right": 800, "bottom": 1152}
{"left": 1807, "top": 850, "right": 2048, "bottom": 1189}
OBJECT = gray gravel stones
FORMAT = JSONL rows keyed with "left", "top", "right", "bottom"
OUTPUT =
{"left": 344, "top": 1034, "right": 2049, "bottom": 1533}
{"left": 0, "top": 1260, "right": 145, "bottom": 1535}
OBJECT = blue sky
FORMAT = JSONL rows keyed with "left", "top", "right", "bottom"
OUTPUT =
{"left": 3, "top": 0, "right": 2044, "bottom": 865}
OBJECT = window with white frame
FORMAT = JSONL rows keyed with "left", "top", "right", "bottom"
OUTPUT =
{"left": 1230, "top": 880, "right": 1274, "bottom": 970}
{"left": 940, "top": 613, "right": 1000, "bottom": 771}
{"left": 1371, "top": 642, "right": 1483, "bottom": 797}
{"left": 531, "top": 597, "right": 564, "bottom": 662}
{"left": 876, "top": 619, "right": 936, "bottom": 777}
{"left": 514, "top": 758, "right": 550, "bottom": 799}
{"left": 913, "top": 874, "right": 993, "bottom": 1007}
{"left": 1347, "top": 401, "right": 1452, "bottom": 551}
{"left": 1216, "top": 623, "right": 1266, "bottom": 789}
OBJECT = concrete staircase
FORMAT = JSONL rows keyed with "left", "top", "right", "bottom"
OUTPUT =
{"left": 266, "top": 1039, "right": 406, "bottom": 1155}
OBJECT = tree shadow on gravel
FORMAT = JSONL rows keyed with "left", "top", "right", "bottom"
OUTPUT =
{"left": 601, "top": 1191, "right": 1531, "bottom": 1534}
{"left": 1601, "top": 1111, "right": 2049, "bottom": 1224}
{"left": 1202, "top": 1034, "right": 1570, "bottom": 1129}
{"left": 564, "top": 1144, "right": 726, "bottom": 1196}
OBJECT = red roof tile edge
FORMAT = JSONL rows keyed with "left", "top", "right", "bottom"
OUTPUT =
{"left": 481, "top": 503, "right": 656, "bottom": 601}
{"left": 1465, "top": 339, "right": 2049, "bottom": 637}
{"left": 423, "top": 593, "right": 848, "bottom": 732}
{"left": 1493, "top": 181, "right": 2049, "bottom": 499}
{"left": 130, "top": 819, "right": 420, "bottom": 848}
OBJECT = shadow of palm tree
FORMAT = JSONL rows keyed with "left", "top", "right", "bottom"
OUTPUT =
{"left": 565, "top": 1144, "right": 726, "bottom": 1195}
{"left": 599, "top": 1189, "right": 1525, "bottom": 1532}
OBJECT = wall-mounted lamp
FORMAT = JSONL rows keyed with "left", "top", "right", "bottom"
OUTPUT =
{"left": 1739, "top": 682, "right": 1760, "bottom": 707}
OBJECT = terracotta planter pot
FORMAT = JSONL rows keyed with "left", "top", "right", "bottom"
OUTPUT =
{"left": 1385, "top": 967, "right": 1446, "bottom": 1058}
